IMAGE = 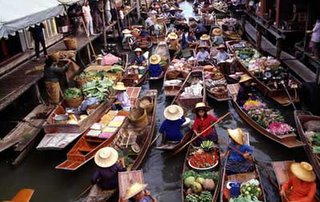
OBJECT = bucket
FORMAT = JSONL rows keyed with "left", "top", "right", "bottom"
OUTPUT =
{"left": 128, "top": 108, "right": 148, "bottom": 128}
{"left": 65, "top": 96, "right": 83, "bottom": 108}
{"left": 138, "top": 96, "right": 153, "bottom": 114}
{"left": 64, "top": 37, "right": 77, "bottom": 50}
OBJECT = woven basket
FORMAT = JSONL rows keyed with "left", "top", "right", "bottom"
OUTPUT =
{"left": 181, "top": 70, "right": 189, "bottom": 78}
{"left": 128, "top": 108, "right": 148, "bottom": 128}
{"left": 65, "top": 96, "right": 83, "bottom": 108}
{"left": 166, "top": 70, "right": 180, "bottom": 79}
{"left": 64, "top": 37, "right": 77, "bottom": 50}
{"left": 49, "top": 51, "right": 60, "bottom": 61}
{"left": 138, "top": 96, "right": 153, "bottom": 114}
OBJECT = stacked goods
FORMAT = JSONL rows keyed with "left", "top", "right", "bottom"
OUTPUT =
{"left": 180, "top": 77, "right": 203, "bottom": 98}
{"left": 229, "top": 179, "right": 263, "bottom": 202}
{"left": 64, "top": 88, "right": 83, "bottom": 108}
{"left": 204, "top": 66, "right": 228, "bottom": 100}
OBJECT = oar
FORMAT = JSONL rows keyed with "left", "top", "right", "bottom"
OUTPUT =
{"left": 151, "top": 133, "right": 162, "bottom": 145}
{"left": 75, "top": 184, "right": 93, "bottom": 200}
{"left": 280, "top": 80, "right": 297, "bottom": 110}
{"left": 170, "top": 112, "right": 230, "bottom": 157}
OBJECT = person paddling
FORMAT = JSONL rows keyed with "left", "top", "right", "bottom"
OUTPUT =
{"left": 236, "top": 74, "right": 256, "bottom": 106}
{"left": 121, "top": 183, "right": 156, "bottom": 202}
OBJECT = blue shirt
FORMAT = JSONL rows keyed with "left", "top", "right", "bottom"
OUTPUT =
{"left": 159, "top": 117, "right": 186, "bottom": 141}
{"left": 148, "top": 63, "right": 162, "bottom": 77}
{"left": 132, "top": 55, "right": 146, "bottom": 65}
{"left": 228, "top": 142, "right": 253, "bottom": 162}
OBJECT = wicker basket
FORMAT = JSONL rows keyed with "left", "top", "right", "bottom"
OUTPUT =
{"left": 128, "top": 108, "right": 148, "bottom": 128}
{"left": 49, "top": 51, "right": 60, "bottom": 61}
{"left": 181, "top": 70, "right": 189, "bottom": 78}
{"left": 138, "top": 96, "right": 153, "bottom": 114}
{"left": 166, "top": 70, "right": 180, "bottom": 79}
{"left": 65, "top": 96, "right": 83, "bottom": 108}
{"left": 64, "top": 37, "right": 77, "bottom": 50}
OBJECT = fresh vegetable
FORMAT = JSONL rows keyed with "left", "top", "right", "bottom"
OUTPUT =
{"left": 196, "top": 177, "right": 205, "bottom": 185}
{"left": 64, "top": 88, "right": 82, "bottom": 99}
{"left": 202, "top": 179, "right": 215, "bottom": 191}
{"left": 82, "top": 78, "right": 114, "bottom": 101}
{"left": 185, "top": 193, "right": 201, "bottom": 202}
{"left": 198, "top": 171, "right": 219, "bottom": 181}
{"left": 200, "top": 141, "right": 215, "bottom": 151}
{"left": 229, "top": 195, "right": 262, "bottom": 202}
{"left": 199, "top": 191, "right": 212, "bottom": 202}
{"left": 188, "top": 149, "right": 218, "bottom": 169}
{"left": 184, "top": 176, "right": 196, "bottom": 188}
{"left": 192, "top": 182, "right": 202, "bottom": 193}
{"left": 240, "top": 179, "right": 262, "bottom": 200}
{"left": 183, "top": 170, "right": 198, "bottom": 180}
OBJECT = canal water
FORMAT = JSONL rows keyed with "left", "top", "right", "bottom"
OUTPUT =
{"left": 0, "top": 1, "right": 311, "bottom": 202}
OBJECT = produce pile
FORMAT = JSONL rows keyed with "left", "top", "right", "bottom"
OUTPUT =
{"left": 305, "top": 131, "right": 320, "bottom": 155}
{"left": 204, "top": 66, "right": 228, "bottom": 98}
{"left": 243, "top": 99, "right": 294, "bottom": 135}
{"left": 180, "top": 77, "right": 203, "bottom": 98}
{"left": 188, "top": 141, "right": 219, "bottom": 170}
{"left": 229, "top": 179, "right": 263, "bottom": 202}
{"left": 166, "top": 58, "right": 193, "bottom": 79}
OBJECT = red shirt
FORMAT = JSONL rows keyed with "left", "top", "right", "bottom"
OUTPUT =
{"left": 282, "top": 176, "right": 317, "bottom": 202}
{"left": 193, "top": 114, "right": 218, "bottom": 137}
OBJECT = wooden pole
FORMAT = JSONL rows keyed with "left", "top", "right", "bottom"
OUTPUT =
{"left": 276, "top": 37, "right": 282, "bottom": 60}
{"left": 101, "top": 0, "right": 108, "bottom": 49}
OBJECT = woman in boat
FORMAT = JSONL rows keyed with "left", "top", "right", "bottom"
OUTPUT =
{"left": 186, "top": 31, "right": 198, "bottom": 48}
{"left": 192, "top": 102, "right": 219, "bottom": 146}
{"left": 121, "top": 183, "right": 156, "bottom": 202}
{"left": 159, "top": 105, "right": 186, "bottom": 142}
{"left": 215, "top": 44, "right": 230, "bottom": 64}
{"left": 148, "top": 54, "right": 163, "bottom": 78}
{"left": 131, "top": 48, "right": 146, "bottom": 66}
{"left": 112, "top": 82, "right": 131, "bottom": 111}
{"left": 196, "top": 46, "right": 210, "bottom": 65}
{"left": 280, "top": 162, "right": 317, "bottom": 202}
{"left": 211, "top": 28, "right": 224, "bottom": 46}
{"left": 199, "top": 34, "right": 211, "bottom": 47}
{"left": 236, "top": 74, "right": 256, "bottom": 106}
{"left": 167, "top": 32, "right": 182, "bottom": 60}
{"left": 225, "top": 128, "right": 254, "bottom": 175}
{"left": 91, "top": 147, "right": 125, "bottom": 191}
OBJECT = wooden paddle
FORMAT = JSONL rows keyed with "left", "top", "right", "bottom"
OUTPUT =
{"left": 151, "top": 133, "right": 162, "bottom": 145}
{"left": 170, "top": 112, "right": 230, "bottom": 157}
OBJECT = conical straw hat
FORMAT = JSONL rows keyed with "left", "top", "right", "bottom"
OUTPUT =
{"left": 124, "top": 183, "right": 148, "bottom": 199}
{"left": 94, "top": 147, "right": 118, "bottom": 168}
{"left": 149, "top": 54, "right": 161, "bottom": 64}
{"left": 192, "top": 102, "right": 211, "bottom": 113}
{"left": 291, "top": 162, "right": 316, "bottom": 182}
{"left": 164, "top": 105, "right": 184, "bottom": 121}
{"left": 227, "top": 128, "right": 245, "bottom": 145}
{"left": 239, "top": 74, "right": 252, "bottom": 83}
{"left": 113, "top": 82, "right": 127, "bottom": 91}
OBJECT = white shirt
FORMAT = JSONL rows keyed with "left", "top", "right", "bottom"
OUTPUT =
{"left": 82, "top": 5, "right": 92, "bottom": 21}
{"left": 116, "top": 91, "right": 131, "bottom": 108}
{"left": 145, "top": 17, "right": 155, "bottom": 28}
{"left": 216, "top": 51, "right": 230, "bottom": 63}
{"left": 105, "top": 0, "right": 111, "bottom": 11}
{"left": 311, "top": 21, "right": 320, "bottom": 43}
{"left": 196, "top": 51, "right": 210, "bottom": 62}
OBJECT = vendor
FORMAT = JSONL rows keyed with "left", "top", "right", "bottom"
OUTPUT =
{"left": 167, "top": 32, "right": 182, "bottom": 60}
{"left": 186, "top": 31, "right": 198, "bottom": 48}
{"left": 44, "top": 57, "right": 70, "bottom": 104}
{"left": 215, "top": 44, "right": 230, "bottom": 64}
{"left": 199, "top": 34, "right": 211, "bottom": 47}
{"left": 131, "top": 48, "right": 146, "bottom": 65}
{"left": 280, "top": 162, "right": 317, "bottom": 202}
{"left": 196, "top": 46, "right": 210, "bottom": 64}
{"left": 192, "top": 102, "right": 219, "bottom": 146}
{"left": 159, "top": 105, "right": 186, "bottom": 142}
{"left": 236, "top": 74, "right": 256, "bottom": 106}
{"left": 121, "top": 183, "right": 156, "bottom": 202}
{"left": 211, "top": 28, "right": 224, "bottom": 46}
{"left": 91, "top": 147, "right": 125, "bottom": 190}
{"left": 148, "top": 54, "right": 163, "bottom": 77}
{"left": 225, "top": 128, "right": 254, "bottom": 175}
{"left": 112, "top": 82, "right": 131, "bottom": 111}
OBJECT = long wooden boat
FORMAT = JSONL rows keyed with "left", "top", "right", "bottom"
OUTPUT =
{"left": 8, "top": 188, "right": 34, "bottom": 202}
{"left": 220, "top": 132, "right": 266, "bottom": 202}
{"left": 272, "top": 160, "right": 320, "bottom": 202}
{"left": 227, "top": 84, "right": 304, "bottom": 148}
{"left": 163, "top": 69, "right": 185, "bottom": 98}
{"left": 203, "top": 67, "right": 229, "bottom": 102}
{"left": 156, "top": 128, "right": 193, "bottom": 151}
{"left": 294, "top": 110, "right": 320, "bottom": 179}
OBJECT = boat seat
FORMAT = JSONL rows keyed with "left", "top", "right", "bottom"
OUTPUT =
{"left": 78, "top": 147, "right": 92, "bottom": 152}
{"left": 10, "top": 189, "right": 34, "bottom": 202}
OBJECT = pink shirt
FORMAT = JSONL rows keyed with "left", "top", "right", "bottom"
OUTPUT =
{"left": 82, "top": 5, "right": 92, "bottom": 21}
{"left": 116, "top": 92, "right": 131, "bottom": 108}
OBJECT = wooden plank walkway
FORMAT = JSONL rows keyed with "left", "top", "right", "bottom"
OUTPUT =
{"left": 244, "top": 21, "right": 316, "bottom": 82}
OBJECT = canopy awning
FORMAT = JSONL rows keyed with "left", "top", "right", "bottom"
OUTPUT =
{"left": 0, "top": 0, "right": 73, "bottom": 39}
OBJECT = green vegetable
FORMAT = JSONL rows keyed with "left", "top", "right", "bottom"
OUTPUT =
{"left": 192, "top": 182, "right": 202, "bottom": 193}
{"left": 184, "top": 176, "right": 196, "bottom": 188}
{"left": 183, "top": 170, "right": 198, "bottom": 180}
{"left": 198, "top": 171, "right": 219, "bottom": 181}
{"left": 64, "top": 88, "right": 82, "bottom": 99}
{"left": 200, "top": 140, "right": 214, "bottom": 151}
{"left": 111, "top": 65, "right": 124, "bottom": 72}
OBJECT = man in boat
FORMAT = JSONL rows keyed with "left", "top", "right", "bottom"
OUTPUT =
{"left": 112, "top": 82, "right": 131, "bottom": 111}
{"left": 121, "top": 183, "right": 156, "bottom": 202}
{"left": 215, "top": 44, "right": 230, "bottom": 64}
{"left": 167, "top": 32, "right": 182, "bottom": 60}
{"left": 148, "top": 54, "right": 163, "bottom": 78}
{"left": 211, "top": 28, "right": 224, "bottom": 46}
{"left": 236, "top": 74, "right": 256, "bottom": 106}
{"left": 186, "top": 31, "right": 198, "bottom": 48}
{"left": 280, "top": 162, "right": 317, "bottom": 202}
{"left": 131, "top": 48, "right": 146, "bottom": 66}
{"left": 225, "top": 128, "right": 254, "bottom": 175}
{"left": 159, "top": 105, "right": 186, "bottom": 142}
{"left": 91, "top": 147, "right": 125, "bottom": 192}
{"left": 196, "top": 46, "right": 210, "bottom": 65}
{"left": 199, "top": 34, "right": 211, "bottom": 47}
{"left": 192, "top": 102, "right": 219, "bottom": 145}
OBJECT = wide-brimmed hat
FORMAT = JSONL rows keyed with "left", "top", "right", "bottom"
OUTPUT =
{"left": 113, "top": 82, "right": 127, "bottom": 91}
{"left": 149, "top": 54, "right": 161, "bottom": 65}
{"left": 291, "top": 162, "right": 316, "bottom": 182}
{"left": 217, "top": 44, "right": 226, "bottom": 50}
{"left": 122, "top": 29, "right": 131, "bottom": 34}
{"left": 164, "top": 105, "right": 184, "bottom": 121}
{"left": 227, "top": 128, "right": 245, "bottom": 145}
{"left": 134, "top": 48, "right": 143, "bottom": 52}
{"left": 169, "top": 6, "right": 176, "bottom": 11}
{"left": 132, "top": 28, "right": 141, "bottom": 34}
{"left": 192, "top": 102, "right": 211, "bottom": 113}
{"left": 94, "top": 147, "right": 118, "bottom": 168}
{"left": 168, "top": 32, "right": 178, "bottom": 40}
{"left": 212, "top": 28, "right": 222, "bottom": 36}
{"left": 239, "top": 74, "right": 252, "bottom": 83}
{"left": 198, "top": 44, "right": 209, "bottom": 49}
{"left": 124, "top": 183, "right": 148, "bottom": 199}
{"left": 200, "top": 34, "right": 210, "bottom": 41}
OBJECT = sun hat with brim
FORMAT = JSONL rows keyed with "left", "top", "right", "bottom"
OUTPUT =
{"left": 217, "top": 44, "right": 226, "bottom": 50}
{"left": 239, "top": 74, "right": 252, "bottom": 83}
{"left": 291, "top": 162, "right": 316, "bottom": 182}
{"left": 124, "top": 183, "right": 148, "bottom": 199}
{"left": 212, "top": 28, "right": 222, "bottom": 36}
{"left": 168, "top": 32, "right": 178, "bottom": 40}
{"left": 192, "top": 102, "right": 211, "bottom": 113}
{"left": 227, "top": 128, "right": 245, "bottom": 145}
{"left": 122, "top": 29, "right": 131, "bottom": 34}
{"left": 164, "top": 105, "right": 184, "bottom": 121}
{"left": 94, "top": 147, "right": 119, "bottom": 168}
{"left": 200, "top": 34, "right": 210, "bottom": 41}
{"left": 169, "top": 6, "right": 176, "bottom": 11}
{"left": 113, "top": 82, "right": 127, "bottom": 91}
{"left": 149, "top": 54, "right": 161, "bottom": 65}
{"left": 134, "top": 48, "right": 143, "bottom": 52}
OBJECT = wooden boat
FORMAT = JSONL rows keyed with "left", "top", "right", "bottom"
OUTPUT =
{"left": 294, "top": 110, "right": 320, "bottom": 179}
{"left": 55, "top": 87, "right": 141, "bottom": 170}
{"left": 156, "top": 128, "right": 193, "bottom": 151}
{"left": 163, "top": 70, "right": 185, "bottom": 98}
{"left": 203, "top": 66, "right": 229, "bottom": 102}
{"left": 150, "top": 21, "right": 167, "bottom": 45}
{"left": 272, "top": 160, "right": 320, "bottom": 202}
{"left": 154, "top": 41, "right": 170, "bottom": 71}
{"left": 8, "top": 188, "right": 34, "bottom": 202}
{"left": 227, "top": 84, "right": 304, "bottom": 148}
{"left": 220, "top": 132, "right": 266, "bottom": 202}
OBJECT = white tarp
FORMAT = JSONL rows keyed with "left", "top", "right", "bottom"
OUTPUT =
{"left": 0, "top": 0, "right": 68, "bottom": 39}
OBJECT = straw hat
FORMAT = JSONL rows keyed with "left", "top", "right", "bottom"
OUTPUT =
{"left": 122, "top": 29, "right": 131, "bottom": 34}
{"left": 212, "top": 28, "right": 222, "bottom": 36}
{"left": 200, "top": 34, "right": 210, "bottom": 41}
{"left": 132, "top": 28, "right": 141, "bottom": 34}
{"left": 169, "top": 6, "right": 176, "bottom": 11}
{"left": 291, "top": 162, "right": 316, "bottom": 182}
{"left": 149, "top": 54, "right": 161, "bottom": 65}
{"left": 94, "top": 147, "right": 119, "bottom": 168}
{"left": 227, "top": 128, "right": 245, "bottom": 145}
{"left": 113, "top": 82, "right": 127, "bottom": 91}
{"left": 168, "top": 32, "right": 178, "bottom": 40}
{"left": 239, "top": 74, "right": 252, "bottom": 83}
{"left": 124, "top": 182, "right": 148, "bottom": 199}
{"left": 164, "top": 105, "right": 184, "bottom": 121}
{"left": 217, "top": 44, "right": 226, "bottom": 50}
{"left": 192, "top": 102, "right": 211, "bottom": 113}
{"left": 134, "top": 48, "right": 143, "bottom": 52}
